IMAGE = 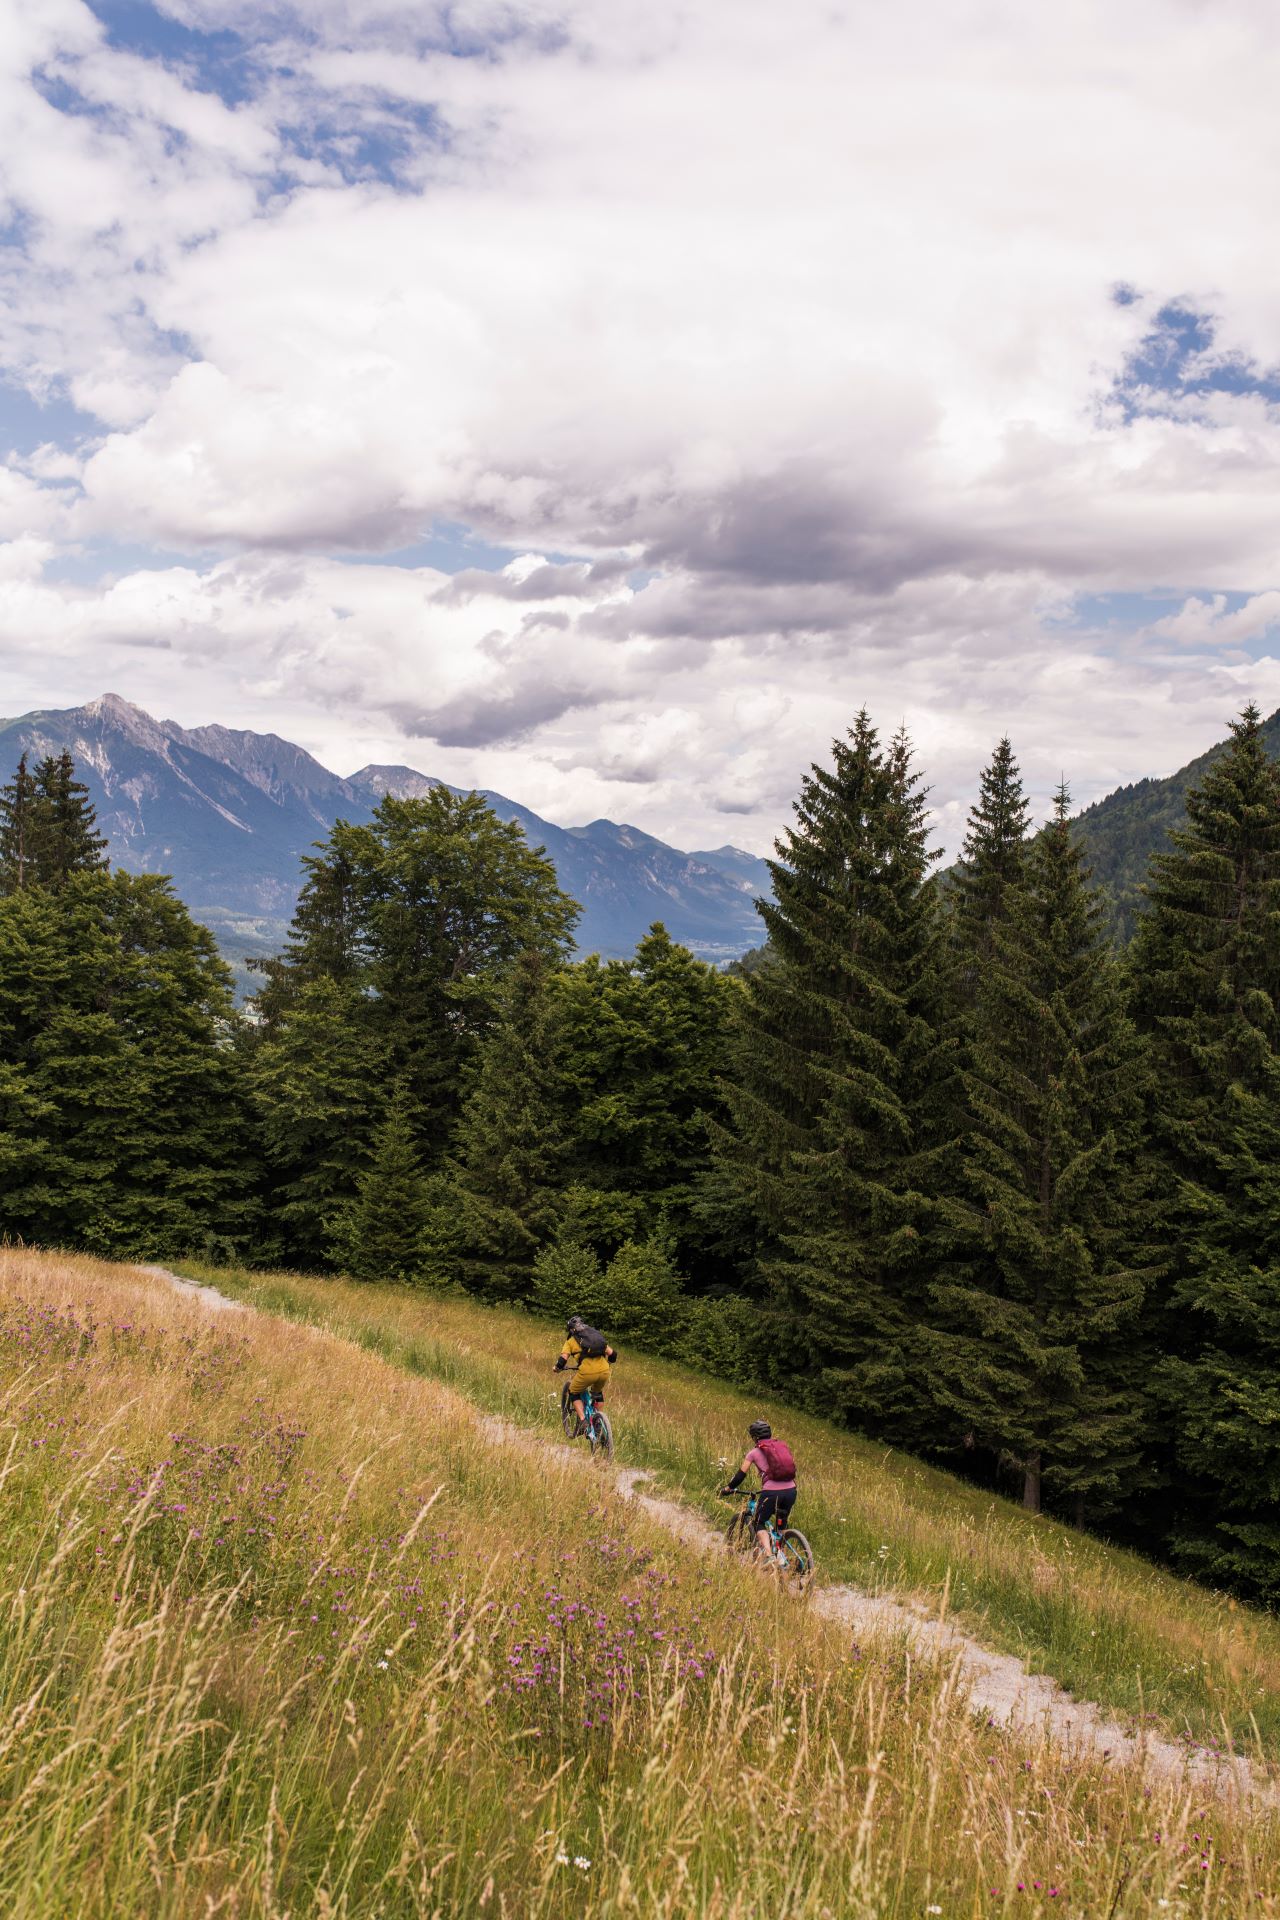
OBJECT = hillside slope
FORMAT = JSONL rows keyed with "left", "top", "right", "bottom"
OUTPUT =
{"left": 3, "top": 1244, "right": 1275, "bottom": 1918}
{"left": 1074, "top": 706, "right": 1280, "bottom": 937}
{"left": 0, "top": 695, "right": 771, "bottom": 973}
{"left": 199, "top": 1261, "right": 1280, "bottom": 1764}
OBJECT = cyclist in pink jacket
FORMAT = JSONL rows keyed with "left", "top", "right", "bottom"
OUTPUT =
{"left": 718, "top": 1418, "right": 797, "bottom": 1564}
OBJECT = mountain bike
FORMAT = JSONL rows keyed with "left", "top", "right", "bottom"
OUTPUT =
{"left": 561, "top": 1381, "right": 613, "bottom": 1460}
{"left": 723, "top": 1489, "right": 813, "bottom": 1588}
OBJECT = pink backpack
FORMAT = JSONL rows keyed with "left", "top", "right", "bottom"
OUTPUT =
{"left": 757, "top": 1437, "right": 797, "bottom": 1482}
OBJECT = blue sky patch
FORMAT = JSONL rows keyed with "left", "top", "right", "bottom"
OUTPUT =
{"left": 1114, "top": 301, "right": 1280, "bottom": 419}
{"left": 88, "top": 0, "right": 260, "bottom": 109}
{"left": 0, "top": 382, "right": 100, "bottom": 460}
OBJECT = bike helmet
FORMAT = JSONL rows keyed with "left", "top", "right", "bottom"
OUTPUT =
{"left": 747, "top": 1419, "right": 772, "bottom": 1441}
{"left": 566, "top": 1313, "right": 585, "bottom": 1333}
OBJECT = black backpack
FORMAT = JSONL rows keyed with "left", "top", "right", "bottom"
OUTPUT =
{"left": 574, "top": 1323, "right": 608, "bottom": 1358}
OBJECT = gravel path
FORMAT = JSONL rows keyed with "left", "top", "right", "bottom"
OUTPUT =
{"left": 135, "top": 1264, "right": 244, "bottom": 1312}
{"left": 144, "top": 1265, "right": 1274, "bottom": 1806}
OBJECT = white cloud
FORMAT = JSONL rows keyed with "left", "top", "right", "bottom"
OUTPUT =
{"left": 3, "top": 545, "right": 1280, "bottom": 856}
{"left": 2, "top": 0, "right": 1280, "bottom": 854}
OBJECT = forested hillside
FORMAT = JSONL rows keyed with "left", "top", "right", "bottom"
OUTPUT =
{"left": 5, "top": 710, "right": 1280, "bottom": 1607}
{"left": 1074, "top": 705, "right": 1280, "bottom": 937}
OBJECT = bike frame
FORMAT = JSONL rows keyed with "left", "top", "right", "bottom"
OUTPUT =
{"left": 562, "top": 1379, "right": 606, "bottom": 1443}
{"left": 739, "top": 1490, "right": 786, "bottom": 1552}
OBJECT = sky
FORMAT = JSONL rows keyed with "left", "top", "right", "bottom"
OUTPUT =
{"left": 2, "top": 0, "right": 1280, "bottom": 856}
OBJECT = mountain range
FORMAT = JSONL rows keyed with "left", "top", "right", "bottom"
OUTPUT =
{"left": 0, "top": 695, "right": 773, "bottom": 982}
{"left": 2, "top": 694, "right": 1273, "bottom": 982}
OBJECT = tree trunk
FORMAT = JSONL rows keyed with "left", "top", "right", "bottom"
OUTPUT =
{"left": 1022, "top": 1453, "right": 1042, "bottom": 1512}
{"left": 1072, "top": 1492, "right": 1086, "bottom": 1530}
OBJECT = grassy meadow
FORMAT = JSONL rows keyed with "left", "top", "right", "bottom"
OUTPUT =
{"left": 194, "top": 1262, "right": 1280, "bottom": 1763}
{"left": 0, "top": 1246, "right": 1274, "bottom": 1917}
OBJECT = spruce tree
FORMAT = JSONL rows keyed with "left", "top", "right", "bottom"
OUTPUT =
{"left": 0, "top": 870, "right": 251, "bottom": 1257}
{"left": 927, "top": 790, "right": 1153, "bottom": 1515}
{"left": 1129, "top": 704, "right": 1280, "bottom": 1596}
{"left": 448, "top": 950, "right": 569, "bottom": 1297}
{"left": 553, "top": 924, "right": 735, "bottom": 1265}
{"left": 0, "top": 751, "right": 108, "bottom": 895}
{"left": 950, "top": 736, "right": 1031, "bottom": 993}
{"left": 713, "top": 713, "right": 953, "bottom": 1433}
{"left": 34, "top": 751, "right": 108, "bottom": 885}
{"left": 248, "top": 976, "right": 381, "bottom": 1269}
{"left": 0, "top": 755, "right": 38, "bottom": 893}
{"left": 329, "top": 1082, "right": 433, "bottom": 1283}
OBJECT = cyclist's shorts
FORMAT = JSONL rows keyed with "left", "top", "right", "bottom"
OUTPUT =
{"left": 754, "top": 1488, "right": 796, "bottom": 1535}
{"left": 570, "top": 1357, "right": 611, "bottom": 1396}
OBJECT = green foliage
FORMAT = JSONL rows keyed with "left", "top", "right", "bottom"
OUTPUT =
{"left": 252, "top": 789, "right": 578, "bottom": 1159}
{"left": 552, "top": 924, "right": 736, "bottom": 1264}
{"left": 0, "top": 869, "right": 251, "bottom": 1257}
{"left": 712, "top": 715, "right": 955, "bottom": 1436}
{"left": 928, "top": 789, "right": 1155, "bottom": 1516}
{"left": 596, "top": 1236, "right": 689, "bottom": 1354}
{"left": 1129, "top": 705, "right": 1280, "bottom": 1597}
{"left": 247, "top": 977, "right": 381, "bottom": 1269}
{"left": 528, "top": 1229, "right": 606, "bottom": 1326}
{"left": 0, "top": 750, "right": 108, "bottom": 894}
{"left": 949, "top": 735, "right": 1030, "bottom": 996}
{"left": 329, "top": 1082, "right": 434, "bottom": 1283}
{"left": 680, "top": 1293, "right": 759, "bottom": 1383}
{"left": 446, "top": 952, "right": 569, "bottom": 1298}
{"left": 1075, "top": 706, "right": 1280, "bottom": 942}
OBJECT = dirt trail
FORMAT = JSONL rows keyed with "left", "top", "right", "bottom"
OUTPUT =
{"left": 613, "top": 1463, "right": 1270, "bottom": 1802}
{"left": 144, "top": 1267, "right": 1274, "bottom": 1805}
{"left": 136, "top": 1265, "right": 244, "bottom": 1313}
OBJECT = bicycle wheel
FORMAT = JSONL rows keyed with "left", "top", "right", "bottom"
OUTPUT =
{"left": 561, "top": 1388, "right": 577, "bottom": 1440}
{"left": 725, "top": 1509, "right": 755, "bottom": 1554}
{"left": 777, "top": 1528, "right": 814, "bottom": 1588}
{"left": 589, "top": 1409, "right": 613, "bottom": 1460}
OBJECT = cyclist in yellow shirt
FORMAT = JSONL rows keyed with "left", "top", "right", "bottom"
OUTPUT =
{"left": 554, "top": 1314, "right": 617, "bottom": 1435}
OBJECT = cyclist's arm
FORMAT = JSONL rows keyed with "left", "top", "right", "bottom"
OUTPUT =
{"left": 723, "top": 1454, "right": 754, "bottom": 1493}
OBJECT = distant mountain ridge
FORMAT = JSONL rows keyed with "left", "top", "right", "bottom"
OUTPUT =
{"left": 0, "top": 695, "right": 773, "bottom": 979}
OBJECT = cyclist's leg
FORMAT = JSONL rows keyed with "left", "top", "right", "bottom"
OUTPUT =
{"left": 758, "top": 1489, "right": 796, "bottom": 1561}
{"left": 754, "top": 1492, "right": 781, "bottom": 1560}
{"left": 573, "top": 1360, "right": 609, "bottom": 1434}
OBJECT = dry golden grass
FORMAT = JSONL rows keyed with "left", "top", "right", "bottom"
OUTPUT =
{"left": 200, "top": 1263, "right": 1280, "bottom": 1762}
{"left": 0, "top": 1246, "right": 1276, "bottom": 1917}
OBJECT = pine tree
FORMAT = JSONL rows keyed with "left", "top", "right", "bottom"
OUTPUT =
{"left": 249, "top": 828, "right": 365, "bottom": 1023}
{"left": 712, "top": 713, "right": 953, "bottom": 1433}
{"left": 34, "top": 751, "right": 108, "bottom": 886}
{"left": 248, "top": 976, "right": 381, "bottom": 1269}
{"left": 950, "top": 737, "right": 1031, "bottom": 993}
{"left": 1129, "top": 704, "right": 1280, "bottom": 1596}
{"left": 927, "top": 790, "right": 1153, "bottom": 1515}
{"left": 329, "top": 1082, "right": 433, "bottom": 1283}
{"left": 448, "top": 951, "right": 569, "bottom": 1297}
{"left": 0, "top": 870, "right": 252, "bottom": 1257}
{"left": 0, "top": 755, "right": 38, "bottom": 893}
{"left": 0, "top": 751, "right": 108, "bottom": 895}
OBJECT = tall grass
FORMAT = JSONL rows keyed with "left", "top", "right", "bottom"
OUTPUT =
{"left": 193, "top": 1262, "right": 1280, "bottom": 1760}
{"left": 0, "top": 1247, "right": 1275, "bottom": 1917}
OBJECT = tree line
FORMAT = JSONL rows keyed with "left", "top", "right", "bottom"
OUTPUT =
{"left": 2, "top": 715, "right": 1279, "bottom": 1602}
